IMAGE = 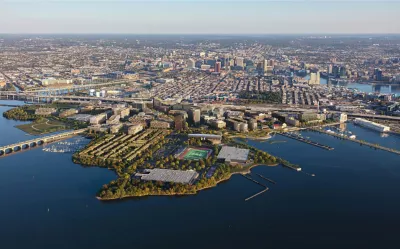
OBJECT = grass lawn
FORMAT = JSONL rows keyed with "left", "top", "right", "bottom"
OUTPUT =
{"left": 16, "top": 118, "right": 67, "bottom": 135}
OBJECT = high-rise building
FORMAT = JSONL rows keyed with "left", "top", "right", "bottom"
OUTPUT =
{"left": 327, "top": 64, "right": 333, "bottom": 74}
{"left": 339, "top": 66, "right": 347, "bottom": 78}
{"left": 174, "top": 114, "right": 186, "bottom": 131}
{"left": 189, "top": 108, "right": 201, "bottom": 126}
{"left": 235, "top": 57, "right": 244, "bottom": 67}
{"left": 187, "top": 59, "right": 195, "bottom": 69}
{"left": 374, "top": 68, "right": 383, "bottom": 81}
{"left": 309, "top": 72, "right": 320, "bottom": 85}
{"left": 332, "top": 65, "right": 340, "bottom": 77}
{"left": 214, "top": 61, "right": 221, "bottom": 73}
{"left": 263, "top": 59, "right": 268, "bottom": 72}
{"left": 262, "top": 59, "right": 274, "bottom": 74}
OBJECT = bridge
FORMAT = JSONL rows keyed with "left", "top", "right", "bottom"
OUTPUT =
{"left": 1, "top": 79, "right": 138, "bottom": 96}
{"left": 0, "top": 93, "right": 153, "bottom": 108}
{"left": 0, "top": 129, "right": 87, "bottom": 157}
{"left": 347, "top": 113, "right": 400, "bottom": 121}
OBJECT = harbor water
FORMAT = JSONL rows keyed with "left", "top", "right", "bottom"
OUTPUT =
{"left": 1, "top": 100, "right": 400, "bottom": 249}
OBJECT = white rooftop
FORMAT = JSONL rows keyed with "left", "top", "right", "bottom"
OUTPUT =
{"left": 217, "top": 146, "right": 249, "bottom": 162}
{"left": 136, "top": 169, "right": 199, "bottom": 184}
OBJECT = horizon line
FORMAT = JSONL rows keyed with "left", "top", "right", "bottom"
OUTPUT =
{"left": 1, "top": 33, "right": 400, "bottom": 35}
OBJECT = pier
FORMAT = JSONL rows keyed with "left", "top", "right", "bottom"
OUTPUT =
{"left": 311, "top": 128, "right": 400, "bottom": 155}
{"left": 240, "top": 174, "right": 269, "bottom": 201}
{"left": 278, "top": 132, "right": 334, "bottom": 151}
{"left": 256, "top": 174, "right": 276, "bottom": 184}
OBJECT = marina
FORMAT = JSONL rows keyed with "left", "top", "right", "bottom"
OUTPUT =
{"left": 42, "top": 137, "right": 88, "bottom": 154}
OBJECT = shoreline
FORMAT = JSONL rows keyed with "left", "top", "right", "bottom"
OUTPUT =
{"left": 97, "top": 163, "right": 279, "bottom": 201}
{"left": 229, "top": 134, "right": 271, "bottom": 141}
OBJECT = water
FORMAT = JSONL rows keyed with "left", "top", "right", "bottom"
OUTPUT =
{"left": 323, "top": 123, "right": 400, "bottom": 150}
{"left": 1, "top": 100, "right": 400, "bottom": 249}
{"left": 304, "top": 75, "right": 400, "bottom": 95}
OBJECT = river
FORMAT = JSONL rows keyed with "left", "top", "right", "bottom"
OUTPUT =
{"left": 1, "top": 100, "right": 400, "bottom": 249}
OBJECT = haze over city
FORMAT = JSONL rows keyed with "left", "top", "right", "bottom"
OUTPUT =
{"left": 1, "top": 0, "right": 399, "bottom": 34}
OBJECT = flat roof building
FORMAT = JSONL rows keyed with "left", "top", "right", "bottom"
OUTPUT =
{"left": 217, "top": 146, "right": 249, "bottom": 164}
{"left": 135, "top": 169, "right": 199, "bottom": 185}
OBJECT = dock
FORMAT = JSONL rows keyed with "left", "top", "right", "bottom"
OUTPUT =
{"left": 245, "top": 189, "right": 268, "bottom": 201}
{"left": 311, "top": 128, "right": 400, "bottom": 156}
{"left": 278, "top": 132, "right": 334, "bottom": 151}
{"left": 240, "top": 174, "right": 269, "bottom": 201}
{"left": 256, "top": 173, "right": 276, "bottom": 184}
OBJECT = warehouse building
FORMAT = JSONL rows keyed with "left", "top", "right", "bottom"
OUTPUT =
{"left": 217, "top": 146, "right": 249, "bottom": 164}
{"left": 135, "top": 169, "right": 199, "bottom": 185}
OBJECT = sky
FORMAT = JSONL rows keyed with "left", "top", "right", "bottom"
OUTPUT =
{"left": 0, "top": 0, "right": 399, "bottom": 34}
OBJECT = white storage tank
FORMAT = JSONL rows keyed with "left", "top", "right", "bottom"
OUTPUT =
{"left": 100, "top": 90, "right": 106, "bottom": 97}
{"left": 95, "top": 91, "right": 101, "bottom": 98}
{"left": 89, "top": 89, "right": 95, "bottom": 96}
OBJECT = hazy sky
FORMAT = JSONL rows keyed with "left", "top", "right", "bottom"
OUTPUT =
{"left": 0, "top": 0, "right": 399, "bottom": 34}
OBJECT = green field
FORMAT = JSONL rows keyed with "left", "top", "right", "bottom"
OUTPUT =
{"left": 183, "top": 149, "right": 209, "bottom": 160}
{"left": 16, "top": 118, "right": 67, "bottom": 135}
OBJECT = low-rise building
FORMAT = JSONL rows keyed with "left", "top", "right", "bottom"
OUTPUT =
{"left": 135, "top": 169, "right": 199, "bottom": 185}
{"left": 127, "top": 124, "right": 144, "bottom": 135}
{"left": 113, "top": 107, "right": 130, "bottom": 119}
{"left": 59, "top": 108, "right": 78, "bottom": 118}
{"left": 110, "top": 123, "right": 123, "bottom": 134}
{"left": 150, "top": 120, "right": 171, "bottom": 129}
{"left": 285, "top": 117, "right": 300, "bottom": 127}
{"left": 90, "top": 113, "right": 107, "bottom": 125}
{"left": 106, "top": 115, "right": 120, "bottom": 125}
{"left": 209, "top": 119, "right": 226, "bottom": 129}
{"left": 217, "top": 146, "right": 249, "bottom": 164}
{"left": 35, "top": 108, "right": 57, "bottom": 116}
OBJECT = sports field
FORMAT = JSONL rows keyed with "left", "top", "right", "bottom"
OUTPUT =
{"left": 177, "top": 147, "right": 212, "bottom": 160}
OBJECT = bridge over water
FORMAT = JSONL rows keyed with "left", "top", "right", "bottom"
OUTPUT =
{"left": 0, "top": 79, "right": 138, "bottom": 96}
{"left": 0, "top": 129, "right": 87, "bottom": 157}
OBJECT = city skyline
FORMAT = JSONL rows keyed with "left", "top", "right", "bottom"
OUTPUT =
{"left": 0, "top": 0, "right": 399, "bottom": 34}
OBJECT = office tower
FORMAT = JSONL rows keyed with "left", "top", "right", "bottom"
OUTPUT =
{"left": 263, "top": 59, "right": 274, "bottom": 74}
{"left": 189, "top": 108, "right": 201, "bottom": 126}
{"left": 339, "top": 66, "right": 347, "bottom": 77}
{"left": 174, "top": 114, "right": 186, "bottom": 131}
{"left": 309, "top": 72, "right": 320, "bottom": 85}
{"left": 235, "top": 57, "right": 244, "bottom": 67}
{"left": 263, "top": 59, "right": 268, "bottom": 72}
{"left": 187, "top": 59, "right": 195, "bottom": 69}
{"left": 374, "top": 68, "right": 383, "bottom": 81}
{"left": 327, "top": 64, "right": 333, "bottom": 74}
{"left": 215, "top": 61, "right": 221, "bottom": 73}
{"left": 332, "top": 65, "right": 339, "bottom": 77}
